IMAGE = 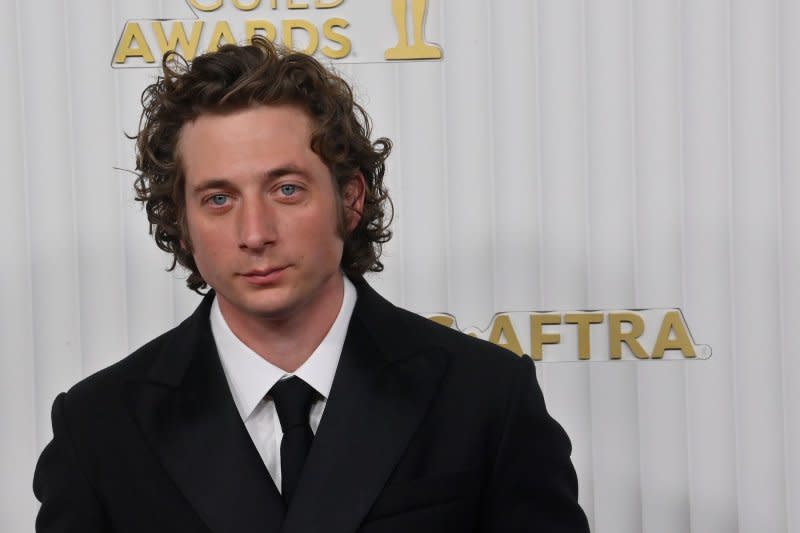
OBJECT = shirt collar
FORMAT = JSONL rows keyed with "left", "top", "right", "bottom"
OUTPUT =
{"left": 211, "top": 275, "right": 357, "bottom": 421}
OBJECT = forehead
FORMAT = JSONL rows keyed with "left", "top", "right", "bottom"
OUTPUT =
{"left": 178, "top": 104, "right": 313, "bottom": 151}
{"left": 177, "top": 104, "right": 323, "bottom": 181}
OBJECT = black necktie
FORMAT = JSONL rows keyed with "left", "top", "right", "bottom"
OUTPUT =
{"left": 269, "top": 376, "right": 317, "bottom": 505}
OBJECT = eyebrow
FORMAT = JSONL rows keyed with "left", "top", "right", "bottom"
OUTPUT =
{"left": 189, "top": 165, "right": 310, "bottom": 195}
{"left": 190, "top": 178, "right": 235, "bottom": 195}
{"left": 265, "top": 164, "right": 309, "bottom": 180}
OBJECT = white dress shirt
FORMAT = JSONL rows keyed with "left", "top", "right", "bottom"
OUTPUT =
{"left": 210, "top": 275, "right": 357, "bottom": 493}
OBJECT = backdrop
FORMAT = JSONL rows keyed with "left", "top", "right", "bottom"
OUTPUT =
{"left": 1, "top": 1, "right": 798, "bottom": 532}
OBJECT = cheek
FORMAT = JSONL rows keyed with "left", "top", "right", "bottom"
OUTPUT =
{"left": 296, "top": 221, "right": 344, "bottom": 266}
{"left": 187, "top": 214, "right": 226, "bottom": 244}
{"left": 185, "top": 224, "right": 227, "bottom": 268}
{"left": 291, "top": 202, "right": 343, "bottom": 241}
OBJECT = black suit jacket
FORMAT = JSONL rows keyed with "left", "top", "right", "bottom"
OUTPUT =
{"left": 34, "top": 278, "right": 589, "bottom": 532}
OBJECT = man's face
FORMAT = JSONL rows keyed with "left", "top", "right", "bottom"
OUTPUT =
{"left": 179, "top": 105, "right": 364, "bottom": 329}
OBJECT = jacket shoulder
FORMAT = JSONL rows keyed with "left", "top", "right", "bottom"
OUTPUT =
{"left": 381, "top": 303, "right": 529, "bottom": 374}
{"left": 63, "top": 323, "right": 180, "bottom": 406}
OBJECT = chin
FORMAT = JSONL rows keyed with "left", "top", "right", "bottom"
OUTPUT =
{"left": 241, "top": 297, "right": 297, "bottom": 320}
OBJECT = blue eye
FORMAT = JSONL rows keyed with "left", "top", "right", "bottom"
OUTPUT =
{"left": 280, "top": 184, "right": 297, "bottom": 196}
{"left": 210, "top": 194, "right": 228, "bottom": 206}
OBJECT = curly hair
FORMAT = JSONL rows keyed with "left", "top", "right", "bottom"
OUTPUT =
{"left": 133, "top": 37, "right": 393, "bottom": 292}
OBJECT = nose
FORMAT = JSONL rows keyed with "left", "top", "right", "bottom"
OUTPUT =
{"left": 238, "top": 196, "right": 277, "bottom": 250}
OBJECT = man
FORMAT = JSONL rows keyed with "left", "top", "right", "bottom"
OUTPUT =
{"left": 33, "top": 37, "right": 589, "bottom": 532}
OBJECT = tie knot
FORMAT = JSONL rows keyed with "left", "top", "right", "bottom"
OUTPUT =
{"left": 269, "top": 377, "right": 317, "bottom": 432}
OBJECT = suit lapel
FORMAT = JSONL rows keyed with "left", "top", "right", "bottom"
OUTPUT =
{"left": 282, "top": 281, "right": 448, "bottom": 533}
{"left": 126, "top": 294, "right": 285, "bottom": 533}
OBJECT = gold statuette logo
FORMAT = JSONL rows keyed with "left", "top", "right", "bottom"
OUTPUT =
{"left": 384, "top": 0, "right": 442, "bottom": 60}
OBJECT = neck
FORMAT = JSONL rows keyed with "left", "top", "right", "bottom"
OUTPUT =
{"left": 217, "top": 274, "right": 345, "bottom": 373}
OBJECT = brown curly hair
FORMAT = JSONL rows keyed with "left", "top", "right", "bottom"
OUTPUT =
{"left": 133, "top": 37, "right": 393, "bottom": 292}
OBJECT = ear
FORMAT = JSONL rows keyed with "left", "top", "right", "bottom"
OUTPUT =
{"left": 342, "top": 172, "right": 366, "bottom": 232}
{"left": 179, "top": 237, "right": 193, "bottom": 253}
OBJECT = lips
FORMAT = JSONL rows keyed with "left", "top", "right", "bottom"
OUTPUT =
{"left": 240, "top": 266, "right": 288, "bottom": 285}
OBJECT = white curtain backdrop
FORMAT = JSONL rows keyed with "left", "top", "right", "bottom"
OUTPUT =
{"left": 1, "top": 1, "right": 798, "bottom": 532}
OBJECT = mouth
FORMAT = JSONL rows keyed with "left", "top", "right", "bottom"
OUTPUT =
{"left": 239, "top": 266, "right": 288, "bottom": 285}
